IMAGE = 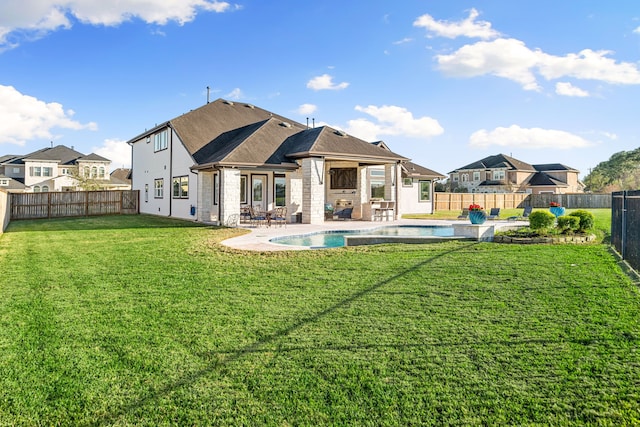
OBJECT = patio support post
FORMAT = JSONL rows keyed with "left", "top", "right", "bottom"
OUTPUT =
{"left": 219, "top": 168, "right": 241, "bottom": 226}
{"left": 301, "top": 157, "right": 325, "bottom": 224}
{"left": 197, "top": 171, "right": 214, "bottom": 223}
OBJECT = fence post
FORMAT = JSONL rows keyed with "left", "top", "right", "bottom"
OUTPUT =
{"left": 621, "top": 190, "right": 626, "bottom": 260}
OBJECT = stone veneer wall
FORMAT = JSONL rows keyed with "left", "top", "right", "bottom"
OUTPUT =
{"left": 0, "top": 190, "right": 9, "bottom": 233}
{"left": 219, "top": 168, "right": 241, "bottom": 226}
{"left": 302, "top": 158, "right": 325, "bottom": 224}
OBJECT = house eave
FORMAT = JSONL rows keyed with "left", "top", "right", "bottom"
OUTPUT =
{"left": 287, "top": 151, "right": 406, "bottom": 163}
{"left": 191, "top": 161, "right": 299, "bottom": 172}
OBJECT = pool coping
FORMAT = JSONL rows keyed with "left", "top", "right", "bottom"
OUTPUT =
{"left": 220, "top": 219, "right": 527, "bottom": 251}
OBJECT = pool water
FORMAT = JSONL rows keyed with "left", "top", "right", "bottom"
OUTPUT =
{"left": 270, "top": 225, "right": 455, "bottom": 248}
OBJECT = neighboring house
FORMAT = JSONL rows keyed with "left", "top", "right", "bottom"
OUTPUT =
{"left": 449, "top": 154, "right": 584, "bottom": 194}
{"left": 110, "top": 168, "right": 132, "bottom": 190}
{"left": 127, "top": 98, "right": 444, "bottom": 225}
{"left": 0, "top": 145, "right": 115, "bottom": 192}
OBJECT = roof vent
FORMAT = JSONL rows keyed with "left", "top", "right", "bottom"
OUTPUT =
{"left": 223, "top": 100, "right": 234, "bottom": 106}
{"left": 334, "top": 129, "right": 347, "bottom": 137}
{"left": 245, "top": 103, "right": 255, "bottom": 109}
{"left": 279, "top": 121, "right": 292, "bottom": 128}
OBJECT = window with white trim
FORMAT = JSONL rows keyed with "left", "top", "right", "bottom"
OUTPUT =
{"left": 0, "top": 179, "right": 9, "bottom": 186}
{"left": 154, "top": 130, "right": 168, "bottom": 152}
{"left": 31, "top": 166, "right": 42, "bottom": 177}
{"left": 493, "top": 170, "right": 505, "bottom": 180}
{"left": 419, "top": 180, "right": 432, "bottom": 201}
{"left": 154, "top": 179, "right": 164, "bottom": 198}
{"left": 473, "top": 171, "right": 480, "bottom": 181}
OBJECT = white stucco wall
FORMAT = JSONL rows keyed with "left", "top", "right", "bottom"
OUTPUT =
{"left": 131, "top": 127, "right": 198, "bottom": 220}
{"left": 397, "top": 178, "right": 434, "bottom": 215}
{"left": 0, "top": 189, "right": 9, "bottom": 233}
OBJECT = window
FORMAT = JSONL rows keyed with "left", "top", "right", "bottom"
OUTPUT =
{"left": 31, "top": 166, "right": 42, "bottom": 176}
{"left": 172, "top": 176, "right": 188, "bottom": 198}
{"left": 370, "top": 169, "right": 385, "bottom": 199}
{"left": 452, "top": 174, "right": 459, "bottom": 182}
{"left": 461, "top": 174, "right": 468, "bottom": 182}
{"left": 419, "top": 180, "right": 432, "bottom": 202}
{"left": 493, "top": 170, "right": 505, "bottom": 180}
{"left": 154, "top": 179, "right": 164, "bottom": 198}
{"left": 91, "top": 166, "right": 97, "bottom": 178}
{"left": 240, "top": 175, "right": 247, "bottom": 204}
{"left": 12, "top": 167, "right": 19, "bottom": 174}
{"left": 99, "top": 167, "right": 105, "bottom": 178}
{"left": 0, "top": 179, "right": 9, "bottom": 186}
{"left": 154, "top": 130, "right": 168, "bottom": 152}
{"left": 41, "top": 185, "right": 49, "bottom": 192}
{"left": 213, "top": 174, "right": 219, "bottom": 205}
{"left": 43, "top": 167, "right": 52, "bottom": 177}
{"left": 274, "top": 175, "right": 286, "bottom": 207}
{"left": 61, "top": 168, "right": 70, "bottom": 175}
{"left": 84, "top": 166, "right": 90, "bottom": 177}
{"left": 473, "top": 172, "right": 480, "bottom": 181}
{"left": 402, "top": 178, "right": 413, "bottom": 187}
{"left": 33, "top": 186, "right": 41, "bottom": 192}
{"left": 330, "top": 168, "right": 357, "bottom": 189}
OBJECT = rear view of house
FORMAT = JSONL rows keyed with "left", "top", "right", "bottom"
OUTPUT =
{"left": 127, "top": 99, "right": 444, "bottom": 225}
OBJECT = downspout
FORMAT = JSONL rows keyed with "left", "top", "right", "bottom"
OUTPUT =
{"left": 395, "top": 161, "right": 400, "bottom": 219}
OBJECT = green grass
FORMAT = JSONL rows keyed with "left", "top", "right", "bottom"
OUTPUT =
{"left": 1, "top": 214, "right": 638, "bottom": 425}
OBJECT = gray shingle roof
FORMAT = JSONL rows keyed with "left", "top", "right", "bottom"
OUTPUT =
{"left": 452, "top": 154, "right": 535, "bottom": 173}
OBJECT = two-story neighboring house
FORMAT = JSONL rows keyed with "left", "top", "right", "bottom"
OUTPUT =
{"left": 0, "top": 145, "right": 113, "bottom": 192}
{"left": 449, "top": 154, "right": 584, "bottom": 194}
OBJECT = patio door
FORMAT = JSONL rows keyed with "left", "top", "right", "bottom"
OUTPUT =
{"left": 252, "top": 175, "right": 267, "bottom": 211}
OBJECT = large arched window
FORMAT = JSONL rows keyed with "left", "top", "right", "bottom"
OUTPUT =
{"left": 99, "top": 166, "right": 105, "bottom": 178}
{"left": 84, "top": 166, "right": 90, "bottom": 177}
{"left": 91, "top": 166, "right": 97, "bottom": 178}
{"left": 42, "top": 185, "right": 49, "bottom": 192}
{"left": 33, "top": 186, "right": 41, "bottom": 192}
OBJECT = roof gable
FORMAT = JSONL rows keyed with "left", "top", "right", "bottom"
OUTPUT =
{"left": 453, "top": 154, "right": 535, "bottom": 173}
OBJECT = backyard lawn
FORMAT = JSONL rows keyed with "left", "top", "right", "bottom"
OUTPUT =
{"left": 0, "top": 214, "right": 639, "bottom": 425}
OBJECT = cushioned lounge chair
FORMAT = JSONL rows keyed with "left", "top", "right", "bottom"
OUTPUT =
{"left": 487, "top": 207, "right": 501, "bottom": 220}
{"left": 508, "top": 206, "right": 532, "bottom": 221}
{"left": 458, "top": 208, "right": 469, "bottom": 219}
{"left": 333, "top": 207, "right": 353, "bottom": 220}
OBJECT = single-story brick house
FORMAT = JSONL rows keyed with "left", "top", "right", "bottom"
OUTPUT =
{"left": 127, "top": 99, "right": 444, "bottom": 225}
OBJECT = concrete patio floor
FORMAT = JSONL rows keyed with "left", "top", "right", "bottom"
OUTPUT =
{"left": 220, "top": 218, "right": 526, "bottom": 251}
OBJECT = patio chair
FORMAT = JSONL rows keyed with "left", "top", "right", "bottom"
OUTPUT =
{"left": 508, "top": 206, "right": 532, "bottom": 221}
{"left": 487, "top": 207, "right": 501, "bottom": 220}
{"left": 248, "top": 206, "right": 268, "bottom": 227}
{"left": 272, "top": 206, "right": 287, "bottom": 228}
{"left": 457, "top": 208, "right": 469, "bottom": 219}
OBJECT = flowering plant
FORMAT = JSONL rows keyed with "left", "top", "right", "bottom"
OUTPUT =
{"left": 469, "top": 203, "right": 483, "bottom": 211}
{"left": 549, "top": 201, "right": 561, "bottom": 207}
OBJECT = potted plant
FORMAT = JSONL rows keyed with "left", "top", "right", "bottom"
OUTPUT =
{"left": 549, "top": 201, "right": 565, "bottom": 218}
{"left": 468, "top": 203, "right": 486, "bottom": 224}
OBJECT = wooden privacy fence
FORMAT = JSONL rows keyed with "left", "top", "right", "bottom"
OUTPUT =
{"left": 435, "top": 192, "right": 611, "bottom": 211}
{"left": 10, "top": 190, "right": 139, "bottom": 220}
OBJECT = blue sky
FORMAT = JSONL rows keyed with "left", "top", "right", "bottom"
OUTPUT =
{"left": 1, "top": 1, "right": 639, "bottom": 179}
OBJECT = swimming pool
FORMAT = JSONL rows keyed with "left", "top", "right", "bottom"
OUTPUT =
{"left": 270, "top": 225, "right": 455, "bottom": 248}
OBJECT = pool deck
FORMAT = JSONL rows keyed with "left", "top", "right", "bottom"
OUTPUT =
{"left": 220, "top": 218, "right": 527, "bottom": 251}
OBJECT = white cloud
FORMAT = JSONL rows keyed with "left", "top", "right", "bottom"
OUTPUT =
{"left": 555, "top": 82, "right": 589, "bottom": 97}
{"left": 469, "top": 125, "right": 593, "bottom": 150}
{"left": 345, "top": 105, "right": 444, "bottom": 141}
{"left": 634, "top": 26, "right": 640, "bottom": 34}
{"left": 0, "top": 85, "right": 97, "bottom": 145}
{"left": 296, "top": 103, "right": 317, "bottom": 115}
{"left": 0, "top": 0, "right": 234, "bottom": 50}
{"left": 393, "top": 37, "right": 413, "bottom": 45}
{"left": 226, "top": 87, "right": 244, "bottom": 100}
{"left": 414, "top": 8, "right": 500, "bottom": 40}
{"left": 93, "top": 138, "right": 131, "bottom": 168}
{"left": 537, "top": 49, "right": 640, "bottom": 85}
{"left": 436, "top": 38, "right": 543, "bottom": 91}
{"left": 306, "top": 74, "right": 349, "bottom": 91}
{"left": 436, "top": 38, "right": 640, "bottom": 90}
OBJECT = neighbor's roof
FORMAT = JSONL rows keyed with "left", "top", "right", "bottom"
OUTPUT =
{"left": 526, "top": 172, "right": 569, "bottom": 187}
{"left": 110, "top": 168, "right": 132, "bottom": 183}
{"left": 533, "top": 163, "right": 579, "bottom": 173}
{"left": 451, "top": 154, "right": 536, "bottom": 173}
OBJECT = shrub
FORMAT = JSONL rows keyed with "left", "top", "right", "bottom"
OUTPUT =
{"left": 528, "top": 210, "right": 556, "bottom": 232}
{"left": 568, "top": 210, "right": 595, "bottom": 232}
{"left": 557, "top": 215, "right": 580, "bottom": 233}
